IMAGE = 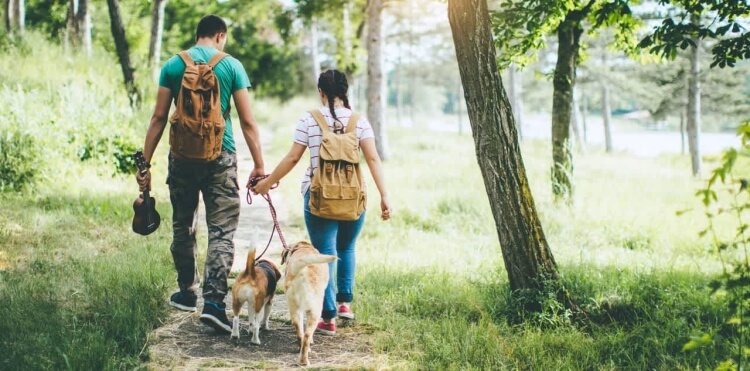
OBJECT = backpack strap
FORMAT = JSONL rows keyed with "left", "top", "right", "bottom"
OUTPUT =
{"left": 178, "top": 51, "right": 194, "bottom": 66}
{"left": 207, "top": 52, "right": 230, "bottom": 119}
{"left": 309, "top": 110, "right": 330, "bottom": 133}
{"left": 346, "top": 113, "right": 360, "bottom": 133}
{"left": 208, "top": 52, "right": 229, "bottom": 68}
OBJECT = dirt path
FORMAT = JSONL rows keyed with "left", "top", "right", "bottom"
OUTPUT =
{"left": 144, "top": 128, "right": 384, "bottom": 370}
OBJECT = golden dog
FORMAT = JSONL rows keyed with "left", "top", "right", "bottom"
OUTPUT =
{"left": 282, "top": 241, "right": 337, "bottom": 366}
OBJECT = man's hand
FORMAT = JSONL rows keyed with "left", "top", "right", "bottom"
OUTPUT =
{"left": 249, "top": 167, "right": 265, "bottom": 180}
{"left": 136, "top": 169, "right": 151, "bottom": 192}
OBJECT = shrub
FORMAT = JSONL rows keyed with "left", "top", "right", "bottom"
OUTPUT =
{"left": 0, "top": 128, "right": 41, "bottom": 192}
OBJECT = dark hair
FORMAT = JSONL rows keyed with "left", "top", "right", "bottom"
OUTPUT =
{"left": 195, "top": 15, "right": 227, "bottom": 41}
{"left": 317, "top": 69, "right": 351, "bottom": 125}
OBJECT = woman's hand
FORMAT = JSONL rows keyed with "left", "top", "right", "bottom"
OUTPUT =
{"left": 252, "top": 178, "right": 273, "bottom": 195}
{"left": 380, "top": 196, "right": 391, "bottom": 221}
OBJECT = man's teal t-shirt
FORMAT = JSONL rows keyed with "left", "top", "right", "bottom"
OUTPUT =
{"left": 159, "top": 45, "right": 251, "bottom": 154}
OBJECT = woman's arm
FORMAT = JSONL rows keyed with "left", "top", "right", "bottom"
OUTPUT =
{"left": 360, "top": 138, "right": 391, "bottom": 220}
{"left": 251, "top": 143, "right": 307, "bottom": 195}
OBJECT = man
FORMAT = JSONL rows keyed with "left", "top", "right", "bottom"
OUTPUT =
{"left": 136, "top": 14, "right": 264, "bottom": 334}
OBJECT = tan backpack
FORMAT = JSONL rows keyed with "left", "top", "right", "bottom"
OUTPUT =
{"left": 308, "top": 110, "right": 366, "bottom": 221}
{"left": 169, "top": 51, "right": 230, "bottom": 162}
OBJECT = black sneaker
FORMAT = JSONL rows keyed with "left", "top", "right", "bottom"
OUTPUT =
{"left": 199, "top": 301, "right": 232, "bottom": 334}
{"left": 169, "top": 291, "right": 197, "bottom": 312}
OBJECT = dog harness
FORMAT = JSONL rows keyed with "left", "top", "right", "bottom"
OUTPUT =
{"left": 257, "top": 261, "right": 278, "bottom": 295}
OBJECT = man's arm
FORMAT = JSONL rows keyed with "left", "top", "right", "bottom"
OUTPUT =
{"left": 233, "top": 88, "right": 265, "bottom": 179}
{"left": 136, "top": 87, "right": 172, "bottom": 191}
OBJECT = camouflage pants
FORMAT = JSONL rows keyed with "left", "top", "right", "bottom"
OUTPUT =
{"left": 167, "top": 150, "right": 240, "bottom": 303}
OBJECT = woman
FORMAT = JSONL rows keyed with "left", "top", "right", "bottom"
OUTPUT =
{"left": 251, "top": 69, "right": 390, "bottom": 336}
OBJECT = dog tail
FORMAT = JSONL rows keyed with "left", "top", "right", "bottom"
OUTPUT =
{"left": 289, "top": 254, "right": 337, "bottom": 277}
{"left": 246, "top": 247, "right": 257, "bottom": 279}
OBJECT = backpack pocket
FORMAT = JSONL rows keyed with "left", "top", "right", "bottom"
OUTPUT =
{"left": 170, "top": 116, "right": 225, "bottom": 161}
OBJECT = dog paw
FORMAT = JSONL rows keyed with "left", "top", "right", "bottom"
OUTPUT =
{"left": 251, "top": 338, "right": 261, "bottom": 345}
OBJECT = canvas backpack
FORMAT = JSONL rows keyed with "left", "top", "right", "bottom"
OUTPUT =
{"left": 308, "top": 110, "right": 366, "bottom": 221}
{"left": 168, "top": 50, "right": 230, "bottom": 162}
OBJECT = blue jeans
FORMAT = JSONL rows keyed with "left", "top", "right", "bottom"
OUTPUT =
{"left": 303, "top": 190, "right": 366, "bottom": 320}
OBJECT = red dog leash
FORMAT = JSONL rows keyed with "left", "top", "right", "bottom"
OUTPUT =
{"left": 246, "top": 175, "right": 290, "bottom": 262}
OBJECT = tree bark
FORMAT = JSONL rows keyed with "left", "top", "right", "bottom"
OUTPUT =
{"left": 79, "top": 0, "right": 90, "bottom": 56}
{"left": 4, "top": 0, "right": 12, "bottom": 32}
{"left": 66, "top": 0, "right": 90, "bottom": 55}
{"left": 448, "top": 0, "right": 561, "bottom": 294}
{"left": 551, "top": 15, "right": 583, "bottom": 201}
{"left": 508, "top": 63, "right": 523, "bottom": 141}
{"left": 66, "top": 0, "right": 79, "bottom": 48}
{"left": 106, "top": 0, "right": 140, "bottom": 108}
{"left": 680, "top": 106, "right": 686, "bottom": 155}
{"left": 457, "top": 77, "right": 463, "bottom": 135}
{"left": 12, "top": 0, "right": 21, "bottom": 33}
{"left": 367, "top": 0, "right": 388, "bottom": 160}
{"left": 310, "top": 18, "right": 321, "bottom": 83}
{"left": 687, "top": 15, "right": 702, "bottom": 177}
{"left": 581, "top": 89, "right": 588, "bottom": 143}
{"left": 601, "top": 52, "right": 613, "bottom": 153}
{"left": 571, "top": 85, "right": 584, "bottom": 151}
{"left": 148, "top": 0, "right": 167, "bottom": 76}
{"left": 601, "top": 83, "right": 613, "bottom": 153}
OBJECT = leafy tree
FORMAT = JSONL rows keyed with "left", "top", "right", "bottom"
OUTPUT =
{"left": 448, "top": 0, "right": 580, "bottom": 315}
{"left": 491, "top": 0, "right": 641, "bottom": 201}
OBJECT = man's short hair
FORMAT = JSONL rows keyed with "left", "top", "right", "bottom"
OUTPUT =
{"left": 195, "top": 15, "right": 227, "bottom": 41}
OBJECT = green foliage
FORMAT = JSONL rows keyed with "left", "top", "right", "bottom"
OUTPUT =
{"left": 490, "top": 0, "right": 642, "bottom": 68}
{"left": 161, "top": 0, "right": 305, "bottom": 101}
{"left": 682, "top": 120, "right": 750, "bottom": 368}
{"left": 0, "top": 34, "right": 142, "bottom": 190}
{"left": 0, "top": 128, "right": 41, "bottom": 192}
{"left": 639, "top": 1, "right": 750, "bottom": 68}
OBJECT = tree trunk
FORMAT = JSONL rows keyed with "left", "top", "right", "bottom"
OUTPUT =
{"left": 78, "top": 0, "right": 90, "bottom": 56}
{"left": 395, "top": 54, "right": 403, "bottom": 126}
{"left": 508, "top": 63, "right": 523, "bottom": 141}
{"left": 457, "top": 77, "right": 463, "bottom": 135}
{"left": 4, "top": 0, "right": 12, "bottom": 32}
{"left": 342, "top": 2, "right": 359, "bottom": 108}
{"left": 601, "top": 83, "right": 613, "bottom": 153}
{"left": 551, "top": 16, "right": 582, "bottom": 201}
{"left": 571, "top": 85, "right": 584, "bottom": 151}
{"left": 367, "top": 0, "right": 388, "bottom": 160}
{"left": 148, "top": 0, "right": 167, "bottom": 77}
{"left": 106, "top": 0, "right": 140, "bottom": 108}
{"left": 310, "top": 18, "right": 321, "bottom": 83}
{"left": 680, "top": 106, "right": 686, "bottom": 155}
{"left": 12, "top": 0, "right": 21, "bottom": 33}
{"left": 448, "top": 0, "right": 561, "bottom": 294}
{"left": 581, "top": 89, "right": 588, "bottom": 143}
{"left": 687, "top": 16, "right": 702, "bottom": 177}
{"left": 66, "top": 0, "right": 89, "bottom": 55}
{"left": 67, "top": 0, "right": 79, "bottom": 48}
{"left": 600, "top": 52, "right": 613, "bottom": 153}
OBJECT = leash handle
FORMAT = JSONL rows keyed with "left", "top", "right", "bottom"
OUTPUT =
{"left": 246, "top": 175, "right": 279, "bottom": 205}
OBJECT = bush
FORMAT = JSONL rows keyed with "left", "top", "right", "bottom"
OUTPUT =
{"left": 0, "top": 128, "right": 41, "bottom": 192}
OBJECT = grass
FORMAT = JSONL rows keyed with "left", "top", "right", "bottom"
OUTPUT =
{"left": 0, "top": 32, "right": 741, "bottom": 369}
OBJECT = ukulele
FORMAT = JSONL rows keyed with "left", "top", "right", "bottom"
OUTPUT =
{"left": 132, "top": 151, "right": 161, "bottom": 236}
